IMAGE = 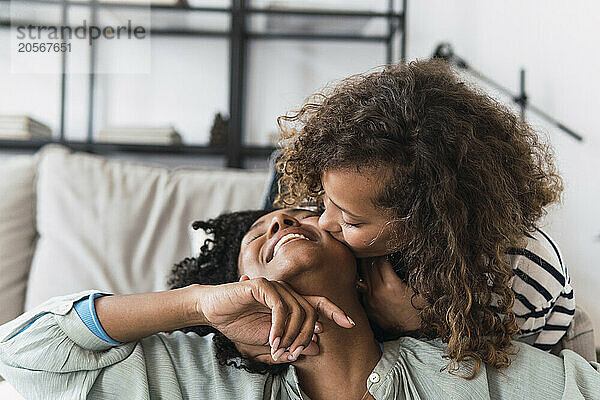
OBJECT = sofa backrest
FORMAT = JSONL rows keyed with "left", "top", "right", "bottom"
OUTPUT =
{"left": 0, "top": 154, "right": 38, "bottom": 325}
{"left": 0, "top": 145, "right": 270, "bottom": 320}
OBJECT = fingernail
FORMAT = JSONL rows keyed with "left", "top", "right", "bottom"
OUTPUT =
{"left": 271, "top": 336, "right": 280, "bottom": 351}
{"left": 272, "top": 348, "right": 285, "bottom": 361}
{"left": 314, "top": 324, "right": 322, "bottom": 333}
{"left": 292, "top": 346, "right": 304, "bottom": 359}
{"left": 287, "top": 353, "right": 296, "bottom": 361}
{"left": 347, "top": 316, "right": 355, "bottom": 326}
{"left": 311, "top": 333, "right": 318, "bottom": 342}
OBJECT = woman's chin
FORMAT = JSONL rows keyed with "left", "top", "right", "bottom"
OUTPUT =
{"left": 269, "top": 250, "right": 317, "bottom": 276}
{"left": 269, "top": 265, "right": 314, "bottom": 287}
{"left": 267, "top": 248, "right": 357, "bottom": 296}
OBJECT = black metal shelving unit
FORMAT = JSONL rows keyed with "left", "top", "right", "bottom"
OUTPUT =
{"left": 0, "top": 0, "right": 407, "bottom": 168}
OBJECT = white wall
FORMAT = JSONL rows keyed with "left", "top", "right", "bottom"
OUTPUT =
{"left": 245, "top": 40, "right": 386, "bottom": 145}
{"left": 408, "top": 0, "right": 600, "bottom": 346}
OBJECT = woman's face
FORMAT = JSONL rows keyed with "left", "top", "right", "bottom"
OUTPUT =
{"left": 238, "top": 208, "right": 357, "bottom": 292}
{"left": 318, "top": 169, "right": 396, "bottom": 258}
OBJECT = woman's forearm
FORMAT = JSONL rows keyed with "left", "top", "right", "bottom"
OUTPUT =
{"left": 94, "top": 285, "right": 205, "bottom": 343}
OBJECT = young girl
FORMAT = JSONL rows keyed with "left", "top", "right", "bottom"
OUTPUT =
{"left": 275, "top": 59, "right": 575, "bottom": 375}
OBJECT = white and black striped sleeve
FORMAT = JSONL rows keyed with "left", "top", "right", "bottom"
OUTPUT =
{"left": 507, "top": 228, "right": 575, "bottom": 351}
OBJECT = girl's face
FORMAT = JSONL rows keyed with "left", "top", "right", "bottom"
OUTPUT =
{"left": 318, "top": 169, "right": 397, "bottom": 258}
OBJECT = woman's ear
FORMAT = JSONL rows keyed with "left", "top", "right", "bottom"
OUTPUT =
{"left": 355, "top": 278, "right": 368, "bottom": 292}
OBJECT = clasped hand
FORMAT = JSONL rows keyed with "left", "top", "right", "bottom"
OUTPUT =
{"left": 195, "top": 276, "right": 355, "bottom": 363}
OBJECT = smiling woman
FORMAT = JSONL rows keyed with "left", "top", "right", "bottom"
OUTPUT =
{"left": 246, "top": 210, "right": 320, "bottom": 264}
{"left": 0, "top": 209, "right": 598, "bottom": 399}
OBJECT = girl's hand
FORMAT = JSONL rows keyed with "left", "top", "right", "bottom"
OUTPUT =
{"left": 358, "top": 257, "right": 423, "bottom": 334}
{"left": 195, "top": 276, "right": 354, "bottom": 360}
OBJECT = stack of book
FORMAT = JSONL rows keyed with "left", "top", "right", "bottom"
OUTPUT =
{"left": 97, "top": 126, "right": 182, "bottom": 145}
{"left": 0, "top": 115, "right": 52, "bottom": 140}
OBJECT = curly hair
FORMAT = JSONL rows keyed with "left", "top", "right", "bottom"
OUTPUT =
{"left": 275, "top": 59, "right": 563, "bottom": 378}
{"left": 168, "top": 209, "right": 289, "bottom": 376}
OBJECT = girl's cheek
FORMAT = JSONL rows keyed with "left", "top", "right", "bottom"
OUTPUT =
{"left": 343, "top": 232, "right": 366, "bottom": 252}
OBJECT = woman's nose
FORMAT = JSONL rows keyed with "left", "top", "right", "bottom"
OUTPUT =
{"left": 267, "top": 213, "right": 300, "bottom": 238}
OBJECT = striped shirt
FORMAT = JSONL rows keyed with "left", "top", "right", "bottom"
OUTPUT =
{"left": 507, "top": 228, "right": 575, "bottom": 351}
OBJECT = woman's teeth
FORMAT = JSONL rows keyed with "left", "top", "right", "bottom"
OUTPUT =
{"left": 273, "top": 233, "right": 310, "bottom": 258}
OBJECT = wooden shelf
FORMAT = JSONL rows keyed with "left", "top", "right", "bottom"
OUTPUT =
{"left": 0, "top": 139, "right": 274, "bottom": 157}
{"left": 0, "top": 0, "right": 406, "bottom": 167}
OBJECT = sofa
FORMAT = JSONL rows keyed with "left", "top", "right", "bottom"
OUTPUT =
{"left": 0, "top": 145, "right": 596, "bottom": 398}
{"left": 0, "top": 145, "right": 271, "bottom": 397}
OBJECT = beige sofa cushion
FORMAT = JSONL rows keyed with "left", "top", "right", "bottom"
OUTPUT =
{"left": 0, "top": 155, "right": 37, "bottom": 325}
{"left": 25, "top": 145, "right": 269, "bottom": 309}
{"left": 551, "top": 306, "right": 597, "bottom": 363}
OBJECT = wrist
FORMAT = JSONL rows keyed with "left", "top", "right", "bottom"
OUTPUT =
{"left": 181, "top": 284, "right": 209, "bottom": 327}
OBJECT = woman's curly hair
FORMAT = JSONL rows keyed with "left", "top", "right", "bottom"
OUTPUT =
{"left": 168, "top": 209, "right": 289, "bottom": 376}
{"left": 275, "top": 59, "right": 563, "bottom": 378}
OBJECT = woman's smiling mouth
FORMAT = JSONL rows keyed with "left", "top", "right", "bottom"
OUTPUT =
{"left": 265, "top": 227, "right": 317, "bottom": 263}
{"left": 273, "top": 233, "right": 311, "bottom": 258}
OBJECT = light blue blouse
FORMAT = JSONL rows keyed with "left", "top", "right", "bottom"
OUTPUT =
{"left": 1, "top": 290, "right": 599, "bottom": 400}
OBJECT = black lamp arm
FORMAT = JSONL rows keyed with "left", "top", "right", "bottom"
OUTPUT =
{"left": 431, "top": 42, "right": 584, "bottom": 142}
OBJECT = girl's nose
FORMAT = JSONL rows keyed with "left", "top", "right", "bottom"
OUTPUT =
{"left": 318, "top": 208, "right": 341, "bottom": 233}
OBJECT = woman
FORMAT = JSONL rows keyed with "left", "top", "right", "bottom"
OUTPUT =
{"left": 275, "top": 59, "right": 575, "bottom": 374}
{"left": 0, "top": 208, "right": 597, "bottom": 399}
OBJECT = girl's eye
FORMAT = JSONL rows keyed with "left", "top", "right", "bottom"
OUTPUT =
{"left": 341, "top": 220, "right": 362, "bottom": 228}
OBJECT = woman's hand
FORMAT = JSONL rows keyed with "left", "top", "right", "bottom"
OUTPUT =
{"left": 195, "top": 276, "right": 354, "bottom": 360}
{"left": 358, "top": 257, "right": 423, "bottom": 334}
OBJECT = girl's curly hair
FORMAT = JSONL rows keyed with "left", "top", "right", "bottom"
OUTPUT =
{"left": 275, "top": 59, "right": 563, "bottom": 378}
{"left": 168, "top": 209, "right": 289, "bottom": 375}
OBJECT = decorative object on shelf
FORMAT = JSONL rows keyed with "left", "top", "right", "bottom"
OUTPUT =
{"left": 0, "top": 115, "right": 52, "bottom": 140}
{"left": 265, "top": 1, "right": 371, "bottom": 35}
{"left": 209, "top": 112, "right": 229, "bottom": 146}
{"left": 97, "top": 125, "right": 182, "bottom": 145}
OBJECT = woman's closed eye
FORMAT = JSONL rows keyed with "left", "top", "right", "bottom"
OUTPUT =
{"left": 245, "top": 232, "right": 265, "bottom": 245}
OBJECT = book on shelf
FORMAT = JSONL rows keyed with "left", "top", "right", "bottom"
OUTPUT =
{"left": 0, "top": 115, "right": 52, "bottom": 140}
{"left": 97, "top": 125, "right": 182, "bottom": 145}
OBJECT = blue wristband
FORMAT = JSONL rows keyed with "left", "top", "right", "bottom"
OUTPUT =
{"left": 74, "top": 293, "right": 121, "bottom": 345}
